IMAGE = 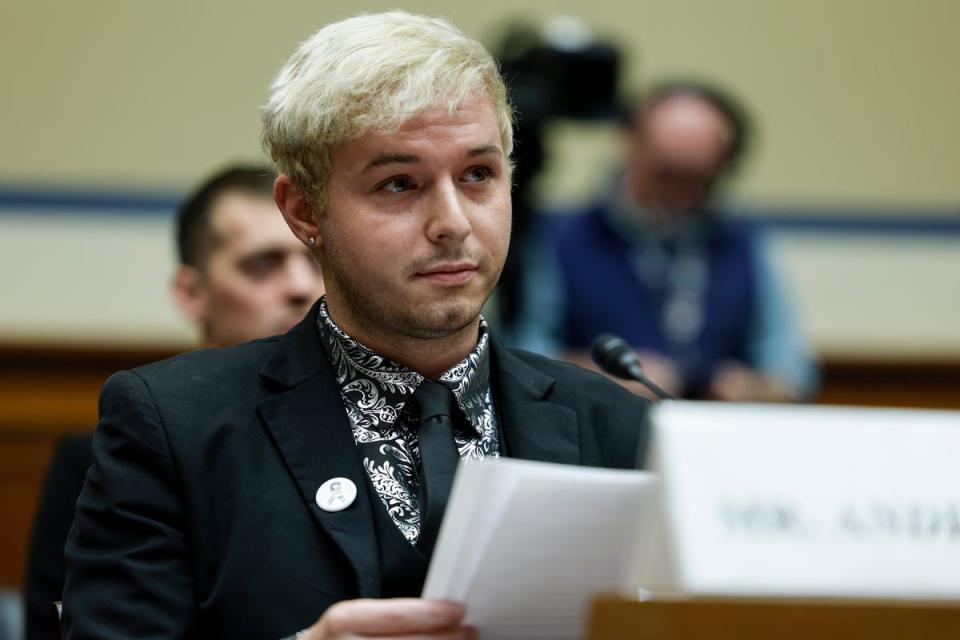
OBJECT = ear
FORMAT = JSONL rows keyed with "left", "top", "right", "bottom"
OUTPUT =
{"left": 170, "top": 265, "right": 209, "bottom": 325}
{"left": 274, "top": 175, "right": 321, "bottom": 247}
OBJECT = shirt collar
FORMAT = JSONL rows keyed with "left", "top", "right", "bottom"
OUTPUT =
{"left": 317, "top": 297, "right": 491, "bottom": 436}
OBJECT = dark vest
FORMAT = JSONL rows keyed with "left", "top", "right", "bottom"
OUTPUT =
{"left": 364, "top": 385, "right": 513, "bottom": 597}
{"left": 364, "top": 479, "right": 430, "bottom": 598}
{"left": 551, "top": 206, "right": 757, "bottom": 397}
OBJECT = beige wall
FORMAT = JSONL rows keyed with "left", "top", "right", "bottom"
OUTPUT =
{"left": 1, "top": 1, "right": 958, "bottom": 356}
{"left": 3, "top": 0, "right": 959, "bottom": 205}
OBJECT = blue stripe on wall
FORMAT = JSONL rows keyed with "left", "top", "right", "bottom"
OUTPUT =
{"left": 0, "top": 185, "right": 181, "bottom": 215}
{"left": 1, "top": 183, "right": 958, "bottom": 235}
{"left": 748, "top": 211, "right": 960, "bottom": 237}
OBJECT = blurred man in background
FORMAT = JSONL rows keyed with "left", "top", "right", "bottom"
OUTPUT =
{"left": 171, "top": 165, "right": 325, "bottom": 347}
{"left": 550, "top": 81, "right": 816, "bottom": 401}
{"left": 23, "top": 164, "right": 325, "bottom": 640}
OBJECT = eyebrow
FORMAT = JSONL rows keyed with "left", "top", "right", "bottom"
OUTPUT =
{"left": 466, "top": 144, "right": 502, "bottom": 158}
{"left": 363, "top": 153, "right": 418, "bottom": 173}
{"left": 361, "top": 145, "right": 503, "bottom": 173}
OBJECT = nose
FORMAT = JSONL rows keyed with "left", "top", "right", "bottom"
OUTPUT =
{"left": 285, "top": 254, "right": 324, "bottom": 304}
{"left": 426, "top": 180, "right": 472, "bottom": 244}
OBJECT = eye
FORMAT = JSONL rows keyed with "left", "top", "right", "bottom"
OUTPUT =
{"left": 239, "top": 252, "right": 284, "bottom": 280}
{"left": 462, "top": 165, "right": 494, "bottom": 183}
{"left": 377, "top": 176, "right": 417, "bottom": 194}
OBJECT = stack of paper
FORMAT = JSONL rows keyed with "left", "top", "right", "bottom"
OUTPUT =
{"left": 422, "top": 458, "right": 656, "bottom": 639}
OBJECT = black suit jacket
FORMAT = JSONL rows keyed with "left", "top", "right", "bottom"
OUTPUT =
{"left": 63, "top": 305, "right": 649, "bottom": 639}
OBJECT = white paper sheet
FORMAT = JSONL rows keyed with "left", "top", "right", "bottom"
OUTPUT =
{"left": 422, "top": 458, "right": 657, "bottom": 640}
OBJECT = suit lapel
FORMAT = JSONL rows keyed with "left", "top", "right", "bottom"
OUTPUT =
{"left": 257, "top": 304, "right": 381, "bottom": 598}
{"left": 490, "top": 339, "right": 581, "bottom": 465}
{"left": 254, "top": 310, "right": 582, "bottom": 598}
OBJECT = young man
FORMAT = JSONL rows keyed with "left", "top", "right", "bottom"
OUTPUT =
{"left": 63, "top": 13, "right": 648, "bottom": 639}
{"left": 24, "top": 165, "right": 324, "bottom": 640}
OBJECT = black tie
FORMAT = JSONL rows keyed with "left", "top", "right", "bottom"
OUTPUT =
{"left": 413, "top": 380, "right": 460, "bottom": 557}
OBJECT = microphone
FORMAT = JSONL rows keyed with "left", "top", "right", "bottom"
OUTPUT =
{"left": 590, "top": 334, "right": 673, "bottom": 400}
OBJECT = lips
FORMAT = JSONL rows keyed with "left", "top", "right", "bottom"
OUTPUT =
{"left": 415, "top": 262, "right": 478, "bottom": 285}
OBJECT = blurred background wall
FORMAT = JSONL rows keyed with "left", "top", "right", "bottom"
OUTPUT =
{"left": 1, "top": 0, "right": 958, "bottom": 354}
{"left": 0, "top": 0, "right": 958, "bottom": 588}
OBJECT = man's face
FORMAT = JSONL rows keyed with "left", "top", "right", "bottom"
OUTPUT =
{"left": 317, "top": 96, "right": 511, "bottom": 349}
{"left": 187, "top": 192, "right": 325, "bottom": 347}
{"left": 627, "top": 95, "right": 733, "bottom": 218}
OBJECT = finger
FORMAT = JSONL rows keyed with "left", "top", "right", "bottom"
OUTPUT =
{"left": 320, "top": 598, "right": 465, "bottom": 636}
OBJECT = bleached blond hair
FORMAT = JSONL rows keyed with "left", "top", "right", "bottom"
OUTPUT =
{"left": 261, "top": 11, "right": 513, "bottom": 214}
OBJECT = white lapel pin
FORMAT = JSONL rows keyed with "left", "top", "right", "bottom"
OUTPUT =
{"left": 316, "top": 477, "right": 357, "bottom": 512}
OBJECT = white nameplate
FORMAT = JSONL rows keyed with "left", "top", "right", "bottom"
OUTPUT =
{"left": 643, "top": 401, "right": 960, "bottom": 599}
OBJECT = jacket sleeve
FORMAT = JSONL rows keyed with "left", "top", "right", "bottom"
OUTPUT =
{"left": 63, "top": 370, "right": 196, "bottom": 639}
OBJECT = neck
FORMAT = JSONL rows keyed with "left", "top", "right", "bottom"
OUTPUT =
{"left": 378, "top": 326, "right": 481, "bottom": 380}
{"left": 325, "top": 299, "right": 481, "bottom": 380}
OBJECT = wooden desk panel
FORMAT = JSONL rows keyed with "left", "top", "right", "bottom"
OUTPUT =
{"left": 589, "top": 596, "right": 960, "bottom": 640}
{"left": 0, "top": 344, "right": 177, "bottom": 587}
{"left": 818, "top": 359, "right": 960, "bottom": 409}
{"left": 0, "top": 439, "right": 57, "bottom": 588}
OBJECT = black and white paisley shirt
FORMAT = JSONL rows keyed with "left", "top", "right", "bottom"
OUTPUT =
{"left": 317, "top": 298, "right": 500, "bottom": 544}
